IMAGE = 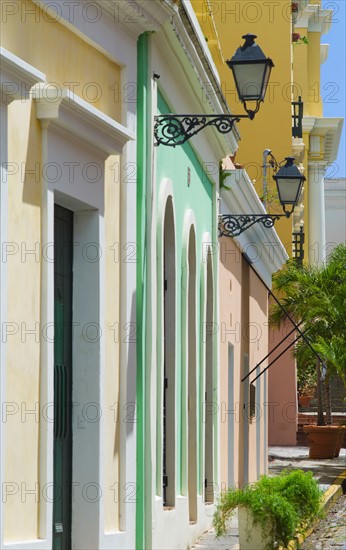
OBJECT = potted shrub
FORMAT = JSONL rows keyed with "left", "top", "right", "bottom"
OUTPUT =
{"left": 292, "top": 33, "right": 309, "bottom": 45}
{"left": 213, "top": 470, "right": 322, "bottom": 550}
{"left": 271, "top": 244, "right": 346, "bottom": 459}
{"left": 335, "top": 420, "right": 346, "bottom": 458}
{"left": 298, "top": 363, "right": 316, "bottom": 407}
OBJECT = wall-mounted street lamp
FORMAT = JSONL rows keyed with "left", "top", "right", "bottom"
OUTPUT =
{"left": 154, "top": 34, "right": 274, "bottom": 147}
{"left": 219, "top": 157, "right": 306, "bottom": 237}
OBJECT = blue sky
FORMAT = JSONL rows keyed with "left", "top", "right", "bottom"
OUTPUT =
{"left": 321, "top": 0, "right": 346, "bottom": 178}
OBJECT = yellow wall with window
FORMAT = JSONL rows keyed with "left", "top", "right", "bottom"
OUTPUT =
{"left": 1, "top": 0, "right": 123, "bottom": 540}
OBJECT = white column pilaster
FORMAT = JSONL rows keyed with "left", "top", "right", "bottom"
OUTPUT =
{"left": 0, "top": 96, "right": 10, "bottom": 550}
{"left": 308, "top": 161, "right": 327, "bottom": 266}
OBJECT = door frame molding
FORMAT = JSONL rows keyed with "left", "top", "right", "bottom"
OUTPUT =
{"left": 32, "top": 89, "right": 134, "bottom": 549}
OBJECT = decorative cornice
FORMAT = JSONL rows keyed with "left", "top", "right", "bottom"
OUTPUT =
{"left": 96, "top": 0, "right": 177, "bottom": 37}
{"left": 32, "top": 0, "right": 176, "bottom": 39}
{"left": 180, "top": 0, "right": 222, "bottom": 86}
{"left": 0, "top": 47, "right": 45, "bottom": 104}
{"left": 32, "top": 84, "right": 134, "bottom": 155}
{"left": 303, "top": 116, "right": 343, "bottom": 164}
{"left": 220, "top": 169, "right": 288, "bottom": 285}
{"left": 295, "top": 5, "right": 332, "bottom": 34}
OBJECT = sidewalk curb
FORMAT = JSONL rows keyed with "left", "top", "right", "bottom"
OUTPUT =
{"left": 285, "top": 469, "right": 346, "bottom": 549}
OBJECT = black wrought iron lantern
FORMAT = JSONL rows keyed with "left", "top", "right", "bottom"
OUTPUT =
{"left": 219, "top": 156, "right": 305, "bottom": 237}
{"left": 226, "top": 34, "right": 274, "bottom": 119}
{"left": 154, "top": 34, "right": 274, "bottom": 146}
{"left": 273, "top": 157, "right": 305, "bottom": 216}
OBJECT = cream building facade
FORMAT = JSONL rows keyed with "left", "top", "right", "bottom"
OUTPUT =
{"left": 0, "top": 1, "right": 158, "bottom": 547}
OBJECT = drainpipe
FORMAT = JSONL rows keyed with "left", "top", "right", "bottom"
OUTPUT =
{"left": 262, "top": 149, "right": 272, "bottom": 208}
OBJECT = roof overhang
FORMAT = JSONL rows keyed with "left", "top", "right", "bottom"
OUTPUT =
{"left": 33, "top": 0, "right": 177, "bottom": 39}
{"left": 156, "top": 9, "right": 239, "bottom": 158}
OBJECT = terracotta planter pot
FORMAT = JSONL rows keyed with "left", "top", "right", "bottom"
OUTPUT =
{"left": 334, "top": 427, "right": 346, "bottom": 457}
{"left": 299, "top": 395, "right": 312, "bottom": 407}
{"left": 238, "top": 507, "right": 273, "bottom": 550}
{"left": 303, "top": 425, "right": 342, "bottom": 459}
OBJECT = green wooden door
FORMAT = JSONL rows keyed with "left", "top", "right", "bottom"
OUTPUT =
{"left": 53, "top": 205, "right": 73, "bottom": 549}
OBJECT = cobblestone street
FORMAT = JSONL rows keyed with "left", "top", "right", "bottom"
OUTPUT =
{"left": 302, "top": 494, "right": 346, "bottom": 550}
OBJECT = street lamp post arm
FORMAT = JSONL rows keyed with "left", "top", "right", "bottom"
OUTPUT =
{"left": 218, "top": 213, "right": 290, "bottom": 237}
{"left": 154, "top": 113, "right": 251, "bottom": 147}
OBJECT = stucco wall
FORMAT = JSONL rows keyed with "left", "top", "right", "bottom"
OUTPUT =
{"left": 1, "top": 0, "right": 121, "bottom": 121}
{"left": 268, "top": 322, "right": 298, "bottom": 446}
{"left": 219, "top": 239, "right": 269, "bottom": 490}
{"left": 219, "top": 237, "right": 242, "bottom": 489}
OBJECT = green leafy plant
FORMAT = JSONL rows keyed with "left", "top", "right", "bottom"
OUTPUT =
{"left": 219, "top": 162, "right": 230, "bottom": 190}
{"left": 213, "top": 470, "right": 323, "bottom": 550}
{"left": 270, "top": 243, "right": 346, "bottom": 425}
{"left": 258, "top": 185, "right": 282, "bottom": 213}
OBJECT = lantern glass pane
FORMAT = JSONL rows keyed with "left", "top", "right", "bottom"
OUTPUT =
{"left": 261, "top": 64, "right": 272, "bottom": 100}
{"left": 232, "top": 62, "right": 267, "bottom": 101}
{"left": 276, "top": 178, "right": 302, "bottom": 204}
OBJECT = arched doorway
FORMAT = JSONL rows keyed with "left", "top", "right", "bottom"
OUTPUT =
{"left": 204, "top": 249, "right": 214, "bottom": 503}
{"left": 162, "top": 198, "right": 176, "bottom": 507}
{"left": 188, "top": 226, "right": 197, "bottom": 522}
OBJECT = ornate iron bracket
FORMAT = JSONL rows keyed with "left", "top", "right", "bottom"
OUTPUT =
{"left": 219, "top": 213, "right": 289, "bottom": 237}
{"left": 154, "top": 114, "right": 250, "bottom": 147}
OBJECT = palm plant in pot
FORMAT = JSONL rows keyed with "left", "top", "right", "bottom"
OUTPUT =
{"left": 271, "top": 244, "right": 346, "bottom": 458}
{"left": 213, "top": 470, "right": 322, "bottom": 550}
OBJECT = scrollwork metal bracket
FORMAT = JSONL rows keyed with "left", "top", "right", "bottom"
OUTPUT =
{"left": 154, "top": 114, "right": 249, "bottom": 147}
{"left": 219, "top": 213, "right": 289, "bottom": 237}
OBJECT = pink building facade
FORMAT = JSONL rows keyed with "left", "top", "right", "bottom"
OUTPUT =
{"left": 218, "top": 168, "right": 288, "bottom": 489}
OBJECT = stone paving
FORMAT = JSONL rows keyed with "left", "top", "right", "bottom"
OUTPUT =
{"left": 191, "top": 446, "right": 346, "bottom": 550}
{"left": 190, "top": 520, "right": 239, "bottom": 550}
{"left": 302, "top": 494, "right": 346, "bottom": 550}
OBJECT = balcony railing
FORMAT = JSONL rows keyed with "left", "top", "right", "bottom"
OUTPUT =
{"left": 292, "top": 227, "right": 305, "bottom": 264}
{"left": 292, "top": 96, "right": 303, "bottom": 138}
